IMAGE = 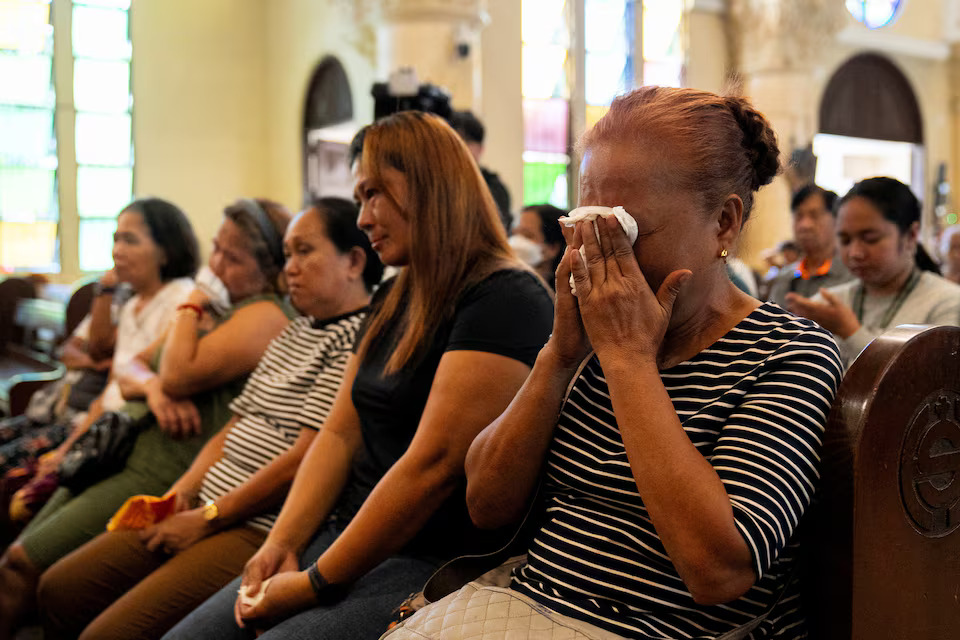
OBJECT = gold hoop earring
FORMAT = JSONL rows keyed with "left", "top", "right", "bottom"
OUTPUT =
{"left": 720, "top": 248, "right": 729, "bottom": 260}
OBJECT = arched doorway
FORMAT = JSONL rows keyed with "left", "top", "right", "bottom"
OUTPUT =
{"left": 813, "top": 53, "right": 923, "bottom": 199}
{"left": 303, "top": 56, "right": 355, "bottom": 203}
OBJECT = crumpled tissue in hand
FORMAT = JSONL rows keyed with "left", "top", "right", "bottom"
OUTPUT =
{"left": 558, "top": 206, "right": 638, "bottom": 295}
{"left": 238, "top": 578, "right": 272, "bottom": 609}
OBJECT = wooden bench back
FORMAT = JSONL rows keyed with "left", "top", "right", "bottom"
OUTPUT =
{"left": 807, "top": 324, "right": 960, "bottom": 640}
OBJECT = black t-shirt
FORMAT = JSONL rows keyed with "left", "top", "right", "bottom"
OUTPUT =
{"left": 334, "top": 268, "right": 553, "bottom": 559}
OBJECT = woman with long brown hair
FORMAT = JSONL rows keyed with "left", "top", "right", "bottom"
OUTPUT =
{"left": 163, "top": 111, "right": 554, "bottom": 640}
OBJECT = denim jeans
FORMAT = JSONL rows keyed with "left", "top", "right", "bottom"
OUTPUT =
{"left": 162, "top": 519, "right": 439, "bottom": 640}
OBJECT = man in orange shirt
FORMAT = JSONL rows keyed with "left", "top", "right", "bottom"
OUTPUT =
{"left": 769, "top": 184, "right": 853, "bottom": 307}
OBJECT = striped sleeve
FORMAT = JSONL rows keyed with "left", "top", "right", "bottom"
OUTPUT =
{"left": 298, "top": 347, "right": 352, "bottom": 430}
{"left": 713, "top": 328, "right": 843, "bottom": 577}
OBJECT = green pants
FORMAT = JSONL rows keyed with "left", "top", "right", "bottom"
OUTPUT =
{"left": 20, "top": 465, "right": 174, "bottom": 570}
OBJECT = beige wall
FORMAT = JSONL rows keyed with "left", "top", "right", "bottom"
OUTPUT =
{"left": 262, "top": 0, "right": 377, "bottom": 213}
{"left": 130, "top": 0, "right": 269, "bottom": 273}
{"left": 98, "top": 0, "right": 374, "bottom": 284}
{"left": 480, "top": 0, "right": 523, "bottom": 217}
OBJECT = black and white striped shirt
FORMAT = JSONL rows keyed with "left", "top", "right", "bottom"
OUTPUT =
{"left": 198, "top": 310, "right": 366, "bottom": 532}
{"left": 512, "top": 304, "right": 842, "bottom": 639}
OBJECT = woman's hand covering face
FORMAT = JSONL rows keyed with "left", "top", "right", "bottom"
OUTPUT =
{"left": 569, "top": 214, "right": 691, "bottom": 365}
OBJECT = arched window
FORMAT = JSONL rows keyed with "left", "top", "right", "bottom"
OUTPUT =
{"left": 302, "top": 56, "right": 354, "bottom": 202}
{"left": 813, "top": 53, "right": 922, "bottom": 199}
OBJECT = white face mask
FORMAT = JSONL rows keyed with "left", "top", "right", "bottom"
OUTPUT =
{"left": 558, "top": 206, "right": 639, "bottom": 295}
{"left": 508, "top": 234, "right": 544, "bottom": 267}
{"left": 194, "top": 265, "right": 232, "bottom": 315}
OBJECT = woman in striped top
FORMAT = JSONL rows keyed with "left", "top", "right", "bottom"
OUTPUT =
{"left": 36, "top": 198, "right": 383, "bottom": 640}
{"left": 395, "top": 87, "right": 844, "bottom": 639}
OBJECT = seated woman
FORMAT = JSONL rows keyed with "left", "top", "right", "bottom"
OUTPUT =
{"left": 0, "top": 198, "right": 200, "bottom": 524}
{"left": 384, "top": 87, "right": 844, "bottom": 640}
{"left": 37, "top": 198, "right": 383, "bottom": 640}
{"left": 162, "top": 111, "right": 554, "bottom": 640}
{"left": 510, "top": 203, "right": 567, "bottom": 288}
{"left": 0, "top": 198, "right": 292, "bottom": 640}
{"left": 786, "top": 177, "right": 960, "bottom": 366}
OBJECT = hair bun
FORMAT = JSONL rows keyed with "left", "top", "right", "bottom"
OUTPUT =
{"left": 724, "top": 97, "right": 781, "bottom": 191}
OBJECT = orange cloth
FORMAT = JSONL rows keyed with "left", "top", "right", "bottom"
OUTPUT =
{"left": 106, "top": 492, "right": 178, "bottom": 531}
{"left": 794, "top": 257, "right": 832, "bottom": 280}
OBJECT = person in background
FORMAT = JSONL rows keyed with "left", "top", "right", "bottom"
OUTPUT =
{"left": 510, "top": 203, "right": 567, "bottom": 288}
{"left": 0, "top": 198, "right": 292, "bottom": 640}
{"left": 768, "top": 184, "right": 852, "bottom": 307}
{"left": 38, "top": 198, "right": 383, "bottom": 640}
{"left": 450, "top": 110, "right": 513, "bottom": 232}
{"left": 939, "top": 225, "right": 960, "bottom": 284}
{"left": 162, "top": 111, "right": 553, "bottom": 640}
{"left": 787, "top": 177, "right": 960, "bottom": 365}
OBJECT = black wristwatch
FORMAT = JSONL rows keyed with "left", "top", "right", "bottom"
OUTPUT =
{"left": 306, "top": 563, "right": 348, "bottom": 605}
{"left": 94, "top": 282, "right": 117, "bottom": 297}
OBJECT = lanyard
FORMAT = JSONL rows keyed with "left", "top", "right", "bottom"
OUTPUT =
{"left": 853, "top": 268, "right": 922, "bottom": 329}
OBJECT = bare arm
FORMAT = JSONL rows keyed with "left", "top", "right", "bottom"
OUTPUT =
{"left": 237, "top": 350, "right": 534, "bottom": 624}
{"left": 464, "top": 345, "right": 579, "bottom": 528}
{"left": 158, "top": 296, "right": 289, "bottom": 397}
{"left": 262, "top": 356, "right": 364, "bottom": 553}
{"left": 60, "top": 335, "right": 110, "bottom": 371}
{"left": 141, "top": 419, "right": 319, "bottom": 554}
{"left": 603, "top": 356, "right": 754, "bottom": 605}
{"left": 167, "top": 415, "right": 234, "bottom": 507}
{"left": 312, "top": 350, "right": 533, "bottom": 584}
{"left": 209, "top": 427, "right": 317, "bottom": 529}
{"left": 87, "top": 272, "right": 119, "bottom": 359}
{"left": 115, "top": 336, "right": 165, "bottom": 400}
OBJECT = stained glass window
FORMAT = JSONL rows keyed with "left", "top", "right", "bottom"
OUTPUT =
{"left": 522, "top": 0, "right": 571, "bottom": 209}
{"left": 0, "top": 0, "right": 132, "bottom": 274}
{"left": 0, "top": 0, "right": 58, "bottom": 272}
{"left": 845, "top": 0, "right": 903, "bottom": 29}
{"left": 74, "top": 0, "right": 133, "bottom": 272}
{"left": 581, "top": 0, "right": 684, "bottom": 134}
{"left": 642, "top": 0, "right": 683, "bottom": 88}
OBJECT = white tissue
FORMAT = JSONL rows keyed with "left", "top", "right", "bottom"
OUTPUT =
{"left": 195, "top": 265, "right": 231, "bottom": 315}
{"left": 557, "top": 206, "right": 639, "bottom": 295}
{"left": 238, "top": 578, "right": 272, "bottom": 609}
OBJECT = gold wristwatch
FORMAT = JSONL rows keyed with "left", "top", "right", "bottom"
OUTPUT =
{"left": 201, "top": 500, "right": 220, "bottom": 522}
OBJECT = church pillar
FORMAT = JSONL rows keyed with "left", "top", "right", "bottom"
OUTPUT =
{"left": 726, "top": 0, "right": 845, "bottom": 267}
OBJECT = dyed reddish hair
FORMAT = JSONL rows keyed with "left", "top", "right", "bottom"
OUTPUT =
{"left": 578, "top": 86, "right": 781, "bottom": 221}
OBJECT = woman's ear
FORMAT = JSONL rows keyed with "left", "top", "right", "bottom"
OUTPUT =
{"left": 717, "top": 194, "right": 745, "bottom": 249}
{"left": 347, "top": 246, "right": 367, "bottom": 280}
{"left": 907, "top": 221, "right": 920, "bottom": 241}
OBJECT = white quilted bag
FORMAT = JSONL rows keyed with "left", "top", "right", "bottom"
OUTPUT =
{"left": 380, "top": 582, "right": 628, "bottom": 640}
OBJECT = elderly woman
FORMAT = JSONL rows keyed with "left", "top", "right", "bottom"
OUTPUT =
{"left": 384, "top": 87, "right": 844, "bottom": 640}
{"left": 162, "top": 111, "right": 554, "bottom": 639}
{"left": 787, "top": 177, "right": 960, "bottom": 366}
